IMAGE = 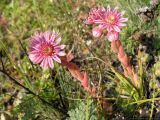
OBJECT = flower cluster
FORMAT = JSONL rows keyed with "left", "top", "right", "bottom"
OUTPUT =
{"left": 85, "top": 6, "right": 128, "bottom": 41}
{"left": 29, "top": 31, "right": 66, "bottom": 69}
{"left": 86, "top": 6, "right": 138, "bottom": 87}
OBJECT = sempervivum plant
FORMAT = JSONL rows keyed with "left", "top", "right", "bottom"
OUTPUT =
{"left": 86, "top": 6, "right": 138, "bottom": 87}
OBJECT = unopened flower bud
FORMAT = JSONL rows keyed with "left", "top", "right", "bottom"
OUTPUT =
{"left": 106, "top": 31, "right": 119, "bottom": 42}
{"left": 92, "top": 27, "right": 102, "bottom": 38}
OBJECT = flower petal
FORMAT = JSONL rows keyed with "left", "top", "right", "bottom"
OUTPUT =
{"left": 55, "top": 45, "right": 66, "bottom": 49}
{"left": 40, "top": 58, "right": 49, "bottom": 69}
{"left": 44, "top": 32, "right": 50, "bottom": 42}
{"left": 48, "top": 57, "right": 54, "bottom": 69}
{"left": 53, "top": 55, "right": 61, "bottom": 63}
{"left": 55, "top": 36, "right": 61, "bottom": 45}
{"left": 33, "top": 55, "right": 43, "bottom": 64}
{"left": 58, "top": 51, "right": 66, "bottom": 56}
{"left": 29, "top": 53, "right": 43, "bottom": 64}
{"left": 117, "top": 23, "right": 126, "bottom": 27}
{"left": 113, "top": 25, "right": 121, "bottom": 32}
{"left": 119, "top": 18, "right": 128, "bottom": 22}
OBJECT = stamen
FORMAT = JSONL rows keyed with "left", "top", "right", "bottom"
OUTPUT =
{"left": 106, "top": 15, "right": 115, "bottom": 24}
{"left": 42, "top": 44, "right": 54, "bottom": 56}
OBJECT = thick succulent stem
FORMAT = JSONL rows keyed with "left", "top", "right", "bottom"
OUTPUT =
{"left": 61, "top": 53, "right": 96, "bottom": 96}
{"left": 111, "top": 40, "right": 139, "bottom": 87}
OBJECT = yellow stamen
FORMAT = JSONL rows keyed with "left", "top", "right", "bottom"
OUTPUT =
{"left": 106, "top": 15, "right": 115, "bottom": 24}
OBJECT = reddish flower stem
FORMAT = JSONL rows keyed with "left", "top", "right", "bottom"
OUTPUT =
{"left": 61, "top": 53, "right": 96, "bottom": 96}
{"left": 111, "top": 40, "right": 138, "bottom": 87}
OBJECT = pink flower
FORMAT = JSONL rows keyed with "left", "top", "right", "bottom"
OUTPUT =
{"left": 85, "top": 7, "right": 106, "bottom": 24}
{"left": 86, "top": 6, "right": 128, "bottom": 32}
{"left": 106, "top": 31, "right": 119, "bottom": 42}
{"left": 29, "top": 31, "right": 66, "bottom": 69}
{"left": 92, "top": 26, "right": 102, "bottom": 38}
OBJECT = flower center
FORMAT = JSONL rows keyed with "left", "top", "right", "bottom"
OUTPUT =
{"left": 42, "top": 44, "right": 54, "bottom": 56}
{"left": 105, "top": 15, "right": 115, "bottom": 24}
